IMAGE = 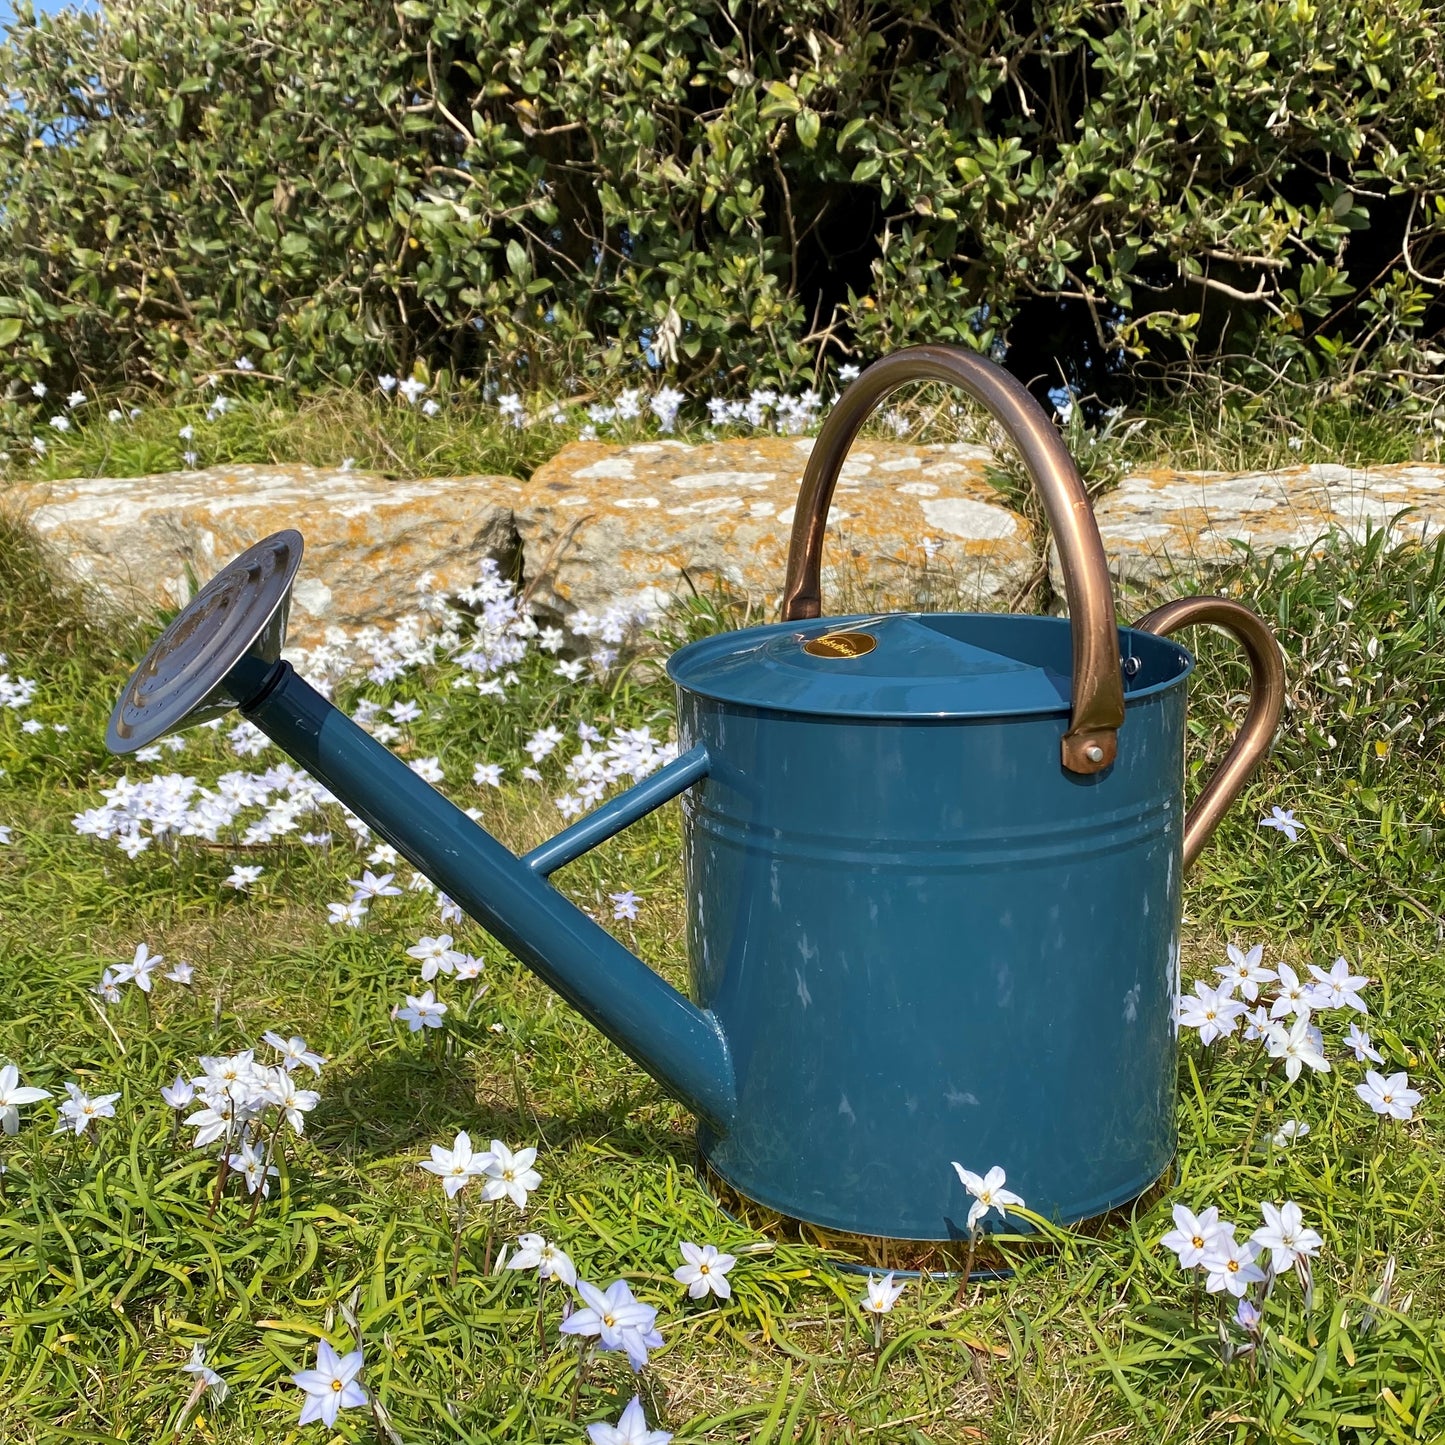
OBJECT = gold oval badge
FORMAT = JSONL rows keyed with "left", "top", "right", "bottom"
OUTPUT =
{"left": 802, "top": 631, "right": 877, "bottom": 659}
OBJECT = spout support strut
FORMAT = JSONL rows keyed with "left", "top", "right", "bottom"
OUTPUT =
{"left": 241, "top": 661, "right": 738, "bottom": 1131}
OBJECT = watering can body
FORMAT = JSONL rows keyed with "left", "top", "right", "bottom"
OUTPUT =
{"left": 670, "top": 613, "right": 1192, "bottom": 1238}
{"left": 106, "top": 345, "right": 1285, "bottom": 1243}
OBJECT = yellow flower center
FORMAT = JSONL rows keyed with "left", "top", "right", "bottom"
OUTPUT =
{"left": 602, "top": 1313, "right": 615, "bottom": 1327}
{"left": 1191, "top": 1235, "right": 1203, "bottom": 1249}
{"left": 699, "top": 1264, "right": 710, "bottom": 1274}
{"left": 331, "top": 1378, "right": 343, "bottom": 1392}
{"left": 1226, "top": 1259, "right": 1239, "bottom": 1273}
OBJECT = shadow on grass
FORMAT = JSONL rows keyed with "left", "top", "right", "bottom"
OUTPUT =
{"left": 308, "top": 1042, "right": 690, "bottom": 1166}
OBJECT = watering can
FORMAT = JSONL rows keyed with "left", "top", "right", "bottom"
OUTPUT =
{"left": 106, "top": 346, "right": 1285, "bottom": 1241}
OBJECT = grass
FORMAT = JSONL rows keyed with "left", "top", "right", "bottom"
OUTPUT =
{"left": 2, "top": 368, "right": 1444, "bottom": 498}
{"left": 1, "top": 511, "right": 1444, "bottom": 1444}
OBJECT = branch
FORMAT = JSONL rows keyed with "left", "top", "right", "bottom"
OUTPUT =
{"left": 1201, "top": 247, "right": 1287, "bottom": 270}
{"left": 425, "top": 40, "right": 478, "bottom": 149}
{"left": 1183, "top": 268, "right": 1285, "bottom": 316}
{"left": 1401, "top": 192, "right": 1445, "bottom": 287}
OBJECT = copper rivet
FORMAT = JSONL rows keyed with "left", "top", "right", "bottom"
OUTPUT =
{"left": 1085, "top": 744, "right": 1104, "bottom": 763}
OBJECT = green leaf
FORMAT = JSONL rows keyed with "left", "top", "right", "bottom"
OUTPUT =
{"left": 795, "top": 108, "right": 821, "bottom": 149}
{"left": 0, "top": 317, "right": 23, "bottom": 347}
{"left": 760, "top": 80, "right": 802, "bottom": 117}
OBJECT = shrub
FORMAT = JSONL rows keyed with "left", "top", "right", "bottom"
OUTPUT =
{"left": 2, "top": 0, "right": 1444, "bottom": 402}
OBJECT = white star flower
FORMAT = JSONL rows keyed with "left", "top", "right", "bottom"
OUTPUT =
{"left": 406, "top": 934, "right": 464, "bottom": 981}
{"left": 1159, "top": 1203, "right": 1226, "bottom": 1269}
{"left": 673, "top": 1242, "right": 736, "bottom": 1300}
{"left": 395, "top": 990, "right": 447, "bottom": 1031}
{"left": 1178, "top": 980, "right": 1248, "bottom": 1044}
{"left": 507, "top": 1232, "right": 577, "bottom": 1285}
{"left": 1345, "top": 1023, "right": 1383, "bottom": 1064}
{"left": 1251, "top": 1201, "right": 1323, "bottom": 1273}
{"left": 1306, "top": 956, "right": 1369, "bottom": 1014}
{"left": 859, "top": 1271, "right": 906, "bottom": 1313}
{"left": 586, "top": 1395, "right": 672, "bottom": 1445}
{"left": 115, "top": 942, "right": 163, "bottom": 993}
{"left": 1266, "top": 1015, "right": 1330, "bottom": 1083}
{"left": 419, "top": 1130, "right": 490, "bottom": 1198}
{"left": 181, "top": 1344, "right": 228, "bottom": 1403}
{"left": 1269, "top": 963, "right": 1314, "bottom": 1020}
{"left": 558, "top": 1279, "right": 662, "bottom": 1371}
{"left": 1259, "top": 806, "right": 1302, "bottom": 842}
{"left": 0, "top": 1063, "right": 51, "bottom": 1134}
{"left": 482, "top": 1139, "right": 541, "bottom": 1209}
{"left": 54, "top": 1081, "right": 121, "bottom": 1135}
{"left": 1200, "top": 1232, "right": 1266, "bottom": 1297}
{"left": 1355, "top": 1070, "right": 1421, "bottom": 1120}
{"left": 262, "top": 1032, "right": 326, "bottom": 1074}
{"left": 292, "top": 1340, "right": 367, "bottom": 1426}
{"left": 952, "top": 1162, "right": 1025, "bottom": 1231}
{"left": 1215, "top": 942, "right": 1274, "bottom": 1001}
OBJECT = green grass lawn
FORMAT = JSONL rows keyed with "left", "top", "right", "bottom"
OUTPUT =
{"left": 1, "top": 513, "right": 1444, "bottom": 1444}
{"left": 4, "top": 366, "right": 1444, "bottom": 498}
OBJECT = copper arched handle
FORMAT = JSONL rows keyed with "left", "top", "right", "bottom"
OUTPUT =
{"left": 1133, "top": 596, "right": 1286, "bottom": 872}
{"left": 781, "top": 345, "right": 1125, "bottom": 774}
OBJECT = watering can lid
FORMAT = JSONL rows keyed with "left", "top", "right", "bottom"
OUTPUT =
{"left": 667, "top": 611, "right": 1135, "bottom": 720}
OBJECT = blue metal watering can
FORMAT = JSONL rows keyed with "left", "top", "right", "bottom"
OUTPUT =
{"left": 107, "top": 347, "right": 1284, "bottom": 1241}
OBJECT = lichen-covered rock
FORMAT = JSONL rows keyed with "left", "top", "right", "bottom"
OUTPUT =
{"left": 7, "top": 464, "right": 524, "bottom": 646}
{"left": 516, "top": 436, "right": 1033, "bottom": 620}
{"left": 1049, "top": 463, "right": 1445, "bottom": 600}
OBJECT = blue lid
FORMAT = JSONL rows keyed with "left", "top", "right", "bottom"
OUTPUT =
{"left": 666, "top": 612, "right": 1193, "bottom": 720}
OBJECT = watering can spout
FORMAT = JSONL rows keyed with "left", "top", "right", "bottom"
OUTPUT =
{"left": 105, "top": 531, "right": 738, "bottom": 1130}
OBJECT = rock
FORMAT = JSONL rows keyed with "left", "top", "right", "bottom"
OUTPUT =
{"left": 24, "top": 450, "right": 1435, "bottom": 651}
{"left": 6, "top": 464, "right": 524, "bottom": 647}
{"left": 515, "top": 436, "right": 1035, "bottom": 621}
{"left": 1049, "top": 463, "right": 1445, "bottom": 603}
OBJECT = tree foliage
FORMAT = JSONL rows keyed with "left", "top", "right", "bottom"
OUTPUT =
{"left": 1, "top": 0, "right": 1444, "bottom": 398}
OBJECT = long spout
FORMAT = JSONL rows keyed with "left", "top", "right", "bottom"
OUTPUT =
{"left": 241, "top": 660, "right": 737, "bottom": 1129}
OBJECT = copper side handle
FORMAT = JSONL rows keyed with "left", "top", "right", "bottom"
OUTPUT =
{"left": 781, "top": 344, "right": 1124, "bottom": 774}
{"left": 1133, "top": 596, "right": 1286, "bottom": 871}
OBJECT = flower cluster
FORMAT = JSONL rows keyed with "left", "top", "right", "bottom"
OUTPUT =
{"left": 0, "top": 653, "right": 39, "bottom": 712}
{"left": 73, "top": 758, "right": 337, "bottom": 858}
{"left": 19, "top": 354, "right": 875, "bottom": 474}
{"left": 70, "top": 551, "right": 682, "bottom": 882}
{"left": 415, "top": 1126, "right": 721, "bottom": 1440}
{"left": 164, "top": 1033, "right": 325, "bottom": 1203}
{"left": 388, "top": 924, "right": 486, "bottom": 1032}
{"left": 92, "top": 942, "right": 193, "bottom": 1003}
{"left": 1176, "top": 944, "right": 1423, "bottom": 1114}
{"left": 701, "top": 387, "right": 824, "bottom": 436}
{"left": 1162, "top": 1199, "right": 1323, "bottom": 1301}
{"left": 420, "top": 1132, "right": 541, "bottom": 1208}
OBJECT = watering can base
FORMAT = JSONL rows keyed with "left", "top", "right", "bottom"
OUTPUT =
{"left": 699, "top": 1150, "right": 1175, "bottom": 1266}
